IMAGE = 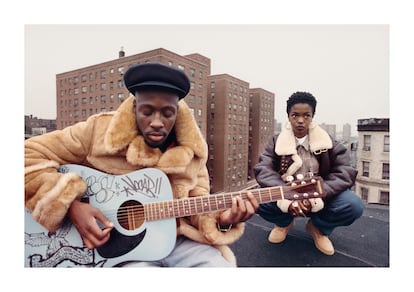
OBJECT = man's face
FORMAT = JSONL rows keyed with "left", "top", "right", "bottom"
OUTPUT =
{"left": 134, "top": 91, "right": 179, "bottom": 148}
{"left": 288, "top": 103, "right": 314, "bottom": 138}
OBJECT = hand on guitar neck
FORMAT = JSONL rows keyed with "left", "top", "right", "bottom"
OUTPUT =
{"left": 218, "top": 192, "right": 259, "bottom": 228}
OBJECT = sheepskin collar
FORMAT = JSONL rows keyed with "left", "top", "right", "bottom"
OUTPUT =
{"left": 103, "top": 95, "right": 207, "bottom": 170}
{"left": 275, "top": 122, "right": 333, "bottom": 156}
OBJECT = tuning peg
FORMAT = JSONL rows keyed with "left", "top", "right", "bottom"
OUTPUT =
{"left": 286, "top": 175, "right": 294, "bottom": 182}
{"left": 296, "top": 174, "right": 304, "bottom": 180}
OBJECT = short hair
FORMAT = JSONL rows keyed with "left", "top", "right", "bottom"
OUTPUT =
{"left": 286, "top": 91, "right": 317, "bottom": 115}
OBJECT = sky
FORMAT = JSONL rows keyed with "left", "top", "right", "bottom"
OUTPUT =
{"left": 24, "top": 24, "right": 389, "bottom": 136}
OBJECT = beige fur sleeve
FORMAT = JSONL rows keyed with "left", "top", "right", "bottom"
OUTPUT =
{"left": 24, "top": 118, "right": 97, "bottom": 231}
{"left": 198, "top": 212, "right": 245, "bottom": 245}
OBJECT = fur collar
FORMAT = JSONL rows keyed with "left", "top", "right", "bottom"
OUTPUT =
{"left": 103, "top": 95, "right": 207, "bottom": 171}
{"left": 275, "top": 122, "right": 333, "bottom": 156}
{"left": 276, "top": 122, "right": 333, "bottom": 180}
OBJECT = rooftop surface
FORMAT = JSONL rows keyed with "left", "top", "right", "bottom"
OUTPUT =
{"left": 230, "top": 203, "right": 389, "bottom": 267}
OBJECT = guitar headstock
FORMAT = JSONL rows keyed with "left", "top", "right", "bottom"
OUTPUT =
{"left": 283, "top": 175, "right": 326, "bottom": 200}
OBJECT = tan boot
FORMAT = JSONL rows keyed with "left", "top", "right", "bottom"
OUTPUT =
{"left": 268, "top": 221, "right": 294, "bottom": 243}
{"left": 306, "top": 220, "right": 335, "bottom": 255}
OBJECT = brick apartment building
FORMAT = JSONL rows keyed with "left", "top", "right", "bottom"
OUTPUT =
{"left": 24, "top": 115, "right": 56, "bottom": 139}
{"left": 56, "top": 48, "right": 211, "bottom": 137}
{"left": 55, "top": 48, "right": 275, "bottom": 193}
{"left": 207, "top": 74, "right": 250, "bottom": 193}
{"left": 248, "top": 88, "right": 275, "bottom": 180}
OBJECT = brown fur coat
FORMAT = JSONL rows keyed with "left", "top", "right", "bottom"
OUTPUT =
{"left": 25, "top": 95, "right": 244, "bottom": 265}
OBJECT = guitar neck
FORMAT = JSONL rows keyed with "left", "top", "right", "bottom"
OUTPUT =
{"left": 144, "top": 185, "right": 285, "bottom": 221}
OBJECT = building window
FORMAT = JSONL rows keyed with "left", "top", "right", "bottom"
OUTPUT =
{"left": 100, "top": 70, "right": 106, "bottom": 78}
{"left": 190, "top": 68, "right": 195, "bottom": 77}
{"left": 100, "top": 95, "right": 106, "bottom": 103}
{"left": 379, "top": 191, "right": 389, "bottom": 205}
{"left": 118, "top": 93, "right": 124, "bottom": 102}
{"left": 210, "top": 82, "right": 215, "bottom": 89}
{"left": 360, "top": 187, "right": 369, "bottom": 202}
{"left": 383, "top": 135, "right": 390, "bottom": 152}
{"left": 382, "top": 163, "right": 390, "bottom": 179}
{"left": 362, "top": 161, "right": 370, "bottom": 177}
{"left": 363, "top": 135, "right": 371, "bottom": 151}
{"left": 118, "top": 66, "right": 124, "bottom": 74}
{"left": 188, "top": 95, "right": 195, "bottom": 103}
{"left": 100, "top": 83, "right": 106, "bottom": 90}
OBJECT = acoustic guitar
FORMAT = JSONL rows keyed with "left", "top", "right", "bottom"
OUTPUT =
{"left": 25, "top": 164, "right": 325, "bottom": 267}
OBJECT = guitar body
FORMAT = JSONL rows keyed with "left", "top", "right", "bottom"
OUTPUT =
{"left": 25, "top": 165, "right": 176, "bottom": 267}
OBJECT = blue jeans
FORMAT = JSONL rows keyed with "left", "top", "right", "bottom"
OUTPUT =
{"left": 257, "top": 189, "right": 364, "bottom": 236}
{"left": 121, "top": 236, "right": 233, "bottom": 267}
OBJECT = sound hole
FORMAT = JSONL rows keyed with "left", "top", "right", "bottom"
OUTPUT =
{"left": 118, "top": 200, "right": 144, "bottom": 231}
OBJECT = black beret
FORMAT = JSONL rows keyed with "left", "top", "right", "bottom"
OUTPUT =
{"left": 124, "top": 62, "right": 190, "bottom": 99}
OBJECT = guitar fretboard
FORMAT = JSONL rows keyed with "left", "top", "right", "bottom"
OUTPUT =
{"left": 144, "top": 186, "right": 288, "bottom": 221}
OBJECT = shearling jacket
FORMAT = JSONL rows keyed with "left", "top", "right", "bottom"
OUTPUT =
{"left": 25, "top": 95, "right": 244, "bottom": 265}
{"left": 254, "top": 123, "right": 357, "bottom": 212}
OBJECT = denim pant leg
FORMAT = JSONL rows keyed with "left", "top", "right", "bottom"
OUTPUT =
{"left": 257, "top": 202, "right": 294, "bottom": 227}
{"left": 310, "top": 189, "right": 365, "bottom": 236}
{"left": 121, "top": 236, "right": 233, "bottom": 267}
{"left": 163, "top": 236, "right": 233, "bottom": 267}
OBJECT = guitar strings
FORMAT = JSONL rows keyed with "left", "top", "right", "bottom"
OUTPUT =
{"left": 97, "top": 181, "right": 319, "bottom": 226}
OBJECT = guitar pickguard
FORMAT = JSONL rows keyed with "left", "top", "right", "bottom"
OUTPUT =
{"left": 97, "top": 228, "right": 146, "bottom": 258}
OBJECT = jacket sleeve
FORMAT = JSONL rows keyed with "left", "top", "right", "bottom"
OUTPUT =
{"left": 24, "top": 118, "right": 96, "bottom": 231}
{"left": 253, "top": 135, "right": 284, "bottom": 187}
{"left": 320, "top": 141, "right": 358, "bottom": 198}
